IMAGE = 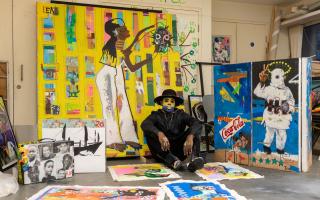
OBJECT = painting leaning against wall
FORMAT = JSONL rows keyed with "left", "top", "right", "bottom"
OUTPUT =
{"left": 37, "top": 2, "right": 183, "bottom": 158}
{"left": 0, "top": 97, "right": 19, "bottom": 171}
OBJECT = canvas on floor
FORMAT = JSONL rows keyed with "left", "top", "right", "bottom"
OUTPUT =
{"left": 108, "top": 163, "right": 180, "bottom": 181}
{"left": 196, "top": 162, "right": 263, "bottom": 181}
{"left": 160, "top": 180, "right": 247, "bottom": 200}
{"left": 27, "top": 185, "right": 164, "bottom": 200}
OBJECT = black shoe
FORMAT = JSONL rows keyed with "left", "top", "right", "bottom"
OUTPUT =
{"left": 277, "top": 149, "right": 284, "bottom": 154}
{"left": 187, "top": 157, "right": 204, "bottom": 172}
{"left": 263, "top": 145, "right": 271, "bottom": 154}
{"left": 172, "top": 160, "right": 183, "bottom": 171}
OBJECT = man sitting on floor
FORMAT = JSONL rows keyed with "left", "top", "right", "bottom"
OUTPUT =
{"left": 141, "top": 89, "right": 204, "bottom": 172}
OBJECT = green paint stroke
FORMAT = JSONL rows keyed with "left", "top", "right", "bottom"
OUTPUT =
{"left": 66, "top": 6, "right": 76, "bottom": 51}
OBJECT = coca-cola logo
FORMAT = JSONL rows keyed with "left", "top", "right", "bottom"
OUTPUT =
{"left": 219, "top": 116, "right": 245, "bottom": 143}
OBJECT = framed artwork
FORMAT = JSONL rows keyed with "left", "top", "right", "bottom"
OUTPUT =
{"left": 188, "top": 95, "right": 206, "bottom": 123}
{"left": 212, "top": 36, "right": 231, "bottom": 63}
{"left": 0, "top": 96, "right": 19, "bottom": 171}
{"left": 188, "top": 95, "right": 214, "bottom": 153}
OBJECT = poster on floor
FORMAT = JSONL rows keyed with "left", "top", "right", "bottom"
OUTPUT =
{"left": 42, "top": 119, "right": 105, "bottom": 173}
{"left": 0, "top": 96, "right": 19, "bottom": 171}
{"left": 212, "top": 36, "right": 231, "bottom": 63}
{"left": 108, "top": 163, "right": 180, "bottom": 181}
{"left": 196, "top": 162, "right": 263, "bottom": 181}
{"left": 214, "top": 63, "right": 252, "bottom": 165}
{"left": 28, "top": 185, "right": 164, "bottom": 200}
{"left": 160, "top": 180, "right": 247, "bottom": 200}
{"left": 37, "top": 2, "right": 184, "bottom": 158}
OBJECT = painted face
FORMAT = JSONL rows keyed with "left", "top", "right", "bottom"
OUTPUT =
{"left": 63, "top": 155, "right": 72, "bottom": 168}
{"left": 161, "top": 97, "right": 175, "bottom": 112}
{"left": 115, "top": 25, "right": 130, "bottom": 40}
{"left": 28, "top": 146, "right": 37, "bottom": 161}
{"left": 43, "top": 146, "right": 51, "bottom": 158}
{"left": 44, "top": 161, "right": 54, "bottom": 175}
{"left": 58, "top": 143, "right": 68, "bottom": 154}
{"left": 57, "top": 169, "right": 66, "bottom": 179}
{"left": 153, "top": 27, "right": 171, "bottom": 53}
{"left": 270, "top": 68, "right": 285, "bottom": 88}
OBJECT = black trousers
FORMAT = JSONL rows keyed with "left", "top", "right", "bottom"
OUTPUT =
{"left": 145, "top": 130, "right": 200, "bottom": 167}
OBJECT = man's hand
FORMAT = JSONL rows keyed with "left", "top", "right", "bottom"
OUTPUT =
{"left": 158, "top": 132, "right": 170, "bottom": 151}
{"left": 184, "top": 134, "right": 194, "bottom": 156}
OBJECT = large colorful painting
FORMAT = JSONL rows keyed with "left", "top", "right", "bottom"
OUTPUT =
{"left": 0, "top": 97, "right": 19, "bottom": 171}
{"left": 37, "top": 2, "right": 183, "bottom": 158}
{"left": 252, "top": 59, "right": 301, "bottom": 171}
{"left": 108, "top": 163, "right": 180, "bottom": 181}
{"left": 175, "top": 14, "right": 200, "bottom": 96}
{"left": 160, "top": 180, "right": 247, "bottom": 200}
{"left": 213, "top": 58, "right": 312, "bottom": 172}
{"left": 28, "top": 185, "right": 164, "bottom": 200}
{"left": 214, "top": 63, "right": 252, "bottom": 165}
{"left": 42, "top": 119, "right": 105, "bottom": 173}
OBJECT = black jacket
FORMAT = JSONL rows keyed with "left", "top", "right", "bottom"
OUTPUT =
{"left": 141, "top": 109, "right": 202, "bottom": 140}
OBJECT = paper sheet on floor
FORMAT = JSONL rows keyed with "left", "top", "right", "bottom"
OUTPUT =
{"left": 160, "top": 180, "right": 247, "bottom": 200}
{"left": 108, "top": 163, "right": 180, "bottom": 181}
{"left": 27, "top": 185, "right": 164, "bottom": 200}
{"left": 196, "top": 162, "right": 264, "bottom": 181}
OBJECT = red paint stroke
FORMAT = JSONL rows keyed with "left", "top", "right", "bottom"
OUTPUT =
{"left": 217, "top": 72, "right": 247, "bottom": 83}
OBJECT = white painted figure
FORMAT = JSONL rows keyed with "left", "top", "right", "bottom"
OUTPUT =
{"left": 254, "top": 64, "right": 295, "bottom": 154}
{"left": 96, "top": 61, "right": 140, "bottom": 151}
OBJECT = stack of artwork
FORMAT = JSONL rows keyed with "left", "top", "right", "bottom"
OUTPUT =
{"left": 213, "top": 58, "right": 312, "bottom": 172}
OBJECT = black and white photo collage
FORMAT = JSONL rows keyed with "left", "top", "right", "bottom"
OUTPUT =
{"left": 23, "top": 141, "right": 74, "bottom": 184}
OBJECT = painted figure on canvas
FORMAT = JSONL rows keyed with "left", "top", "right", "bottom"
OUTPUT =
{"left": 96, "top": 18, "right": 153, "bottom": 152}
{"left": 212, "top": 36, "right": 230, "bottom": 63}
{"left": 254, "top": 61, "right": 294, "bottom": 154}
{"left": 141, "top": 89, "right": 204, "bottom": 172}
{"left": 96, "top": 16, "right": 175, "bottom": 152}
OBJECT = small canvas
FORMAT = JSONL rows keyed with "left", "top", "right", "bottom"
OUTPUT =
{"left": 42, "top": 119, "right": 106, "bottom": 173}
{"left": 196, "top": 162, "right": 263, "bottom": 181}
{"left": 0, "top": 97, "right": 19, "bottom": 171}
{"left": 108, "top": 163, "right": 180, "bottom": 181}
{"left": 18, "top": 141, "right": 74, "bottom": 184}
{"left": 28, "top": 185, "right": 164, "bottom": 200}
{"left": 212, "top": 36, "right": 231, "bottom": 63}
{"left": 160, "top": 180, "right": 247, "bottom": 200}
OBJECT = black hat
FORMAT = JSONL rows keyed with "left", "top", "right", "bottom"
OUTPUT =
{"left": 154, "top": 89, "right": 184, "bottom": 106}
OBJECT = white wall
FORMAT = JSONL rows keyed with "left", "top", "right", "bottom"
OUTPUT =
{"left": 212, "top": 0, "right": 273, "bottom": 63}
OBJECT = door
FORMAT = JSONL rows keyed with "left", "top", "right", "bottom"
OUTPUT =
{"left": 237, "top": 23, "right": 267, "bottom": 63}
